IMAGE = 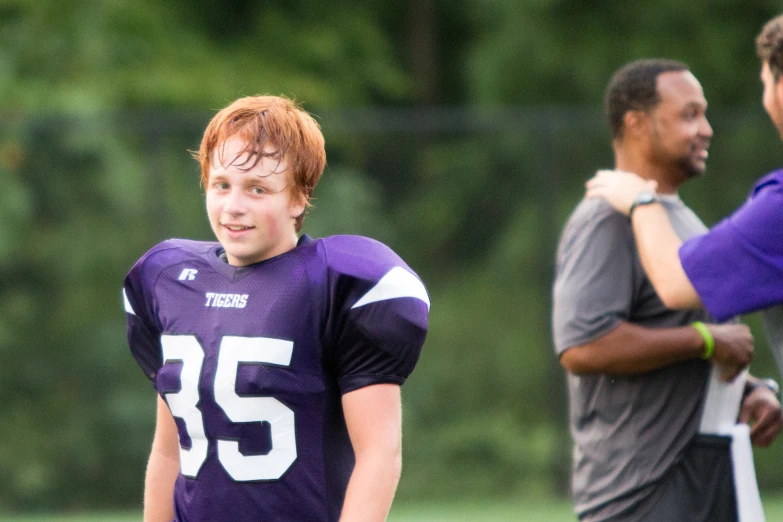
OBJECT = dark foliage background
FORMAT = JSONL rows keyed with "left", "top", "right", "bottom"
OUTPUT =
{"left": 1, "top": 0, "right": 782, "bottom": 511}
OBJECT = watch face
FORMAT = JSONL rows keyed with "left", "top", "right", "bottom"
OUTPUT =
{"left": 763, "top": 378, "right": 780, "bottom": 395}
{"left": 629, "top": 191, "right": 660, "bottom": 217}
{"left": 636, "top": 191, "right": 657, "bottom": 205}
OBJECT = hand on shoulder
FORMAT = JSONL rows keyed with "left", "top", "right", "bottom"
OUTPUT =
{"left": 585, "top": 169, "right": 658, "bottom": 216}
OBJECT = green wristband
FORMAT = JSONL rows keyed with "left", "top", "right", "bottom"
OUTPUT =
{"left": 692, "top": 321, "right": 715, "bottom": 359}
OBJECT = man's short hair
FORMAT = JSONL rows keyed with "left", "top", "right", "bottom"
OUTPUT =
{"left": 196, "top": 95, "right": 326, "bottom": 232}
{"left": 604, "top": 59, "right": 690, "bottom": 139}
{"left": 757, "top": 14, "right": 783, "bottom": 81}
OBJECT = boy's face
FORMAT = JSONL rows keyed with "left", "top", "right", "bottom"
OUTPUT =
{"left": 206, "top": 137, "right": 305, "bottom": 266}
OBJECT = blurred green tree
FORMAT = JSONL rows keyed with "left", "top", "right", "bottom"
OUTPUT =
{"left": 1, "top": 0, "right": 783, "bottom": 512}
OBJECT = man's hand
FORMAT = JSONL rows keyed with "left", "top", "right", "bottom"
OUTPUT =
{"left": 707, "top": 323, "right": 754, "bottom": 381}
{"left": 585, "top": 169, "right": 658, "bottom": 215}
{"left": 739, "top": 386, "right": 783, "bottom": 447}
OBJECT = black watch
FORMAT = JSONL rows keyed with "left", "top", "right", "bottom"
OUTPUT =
{"left": 628, "top": 191, "right": 660, "bottom": 218}
{"left": 745, "top": 378, "right": 780, "bottom": 398}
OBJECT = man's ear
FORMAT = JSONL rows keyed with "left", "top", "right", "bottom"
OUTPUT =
{"left": 623, "top": 110, "right": 650, "bottom": 140}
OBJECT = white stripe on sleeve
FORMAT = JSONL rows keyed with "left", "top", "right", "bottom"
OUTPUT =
{"left": 352, "top": 266, "right": 430, "bottom": 310}
{"left": 123, "top": 288, "right": 137, "bottom": 316}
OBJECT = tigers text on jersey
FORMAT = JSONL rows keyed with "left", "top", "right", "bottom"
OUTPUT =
{"left": 123, "top": 234, "right": 430, "bottom": 521}
{"left": 204, "top": 292, "right": 248, "bottom": 308}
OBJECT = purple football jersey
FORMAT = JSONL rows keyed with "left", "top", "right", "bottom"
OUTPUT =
{"left": 123, "top": 235, "right": 430, "bottom": 521}
{"left": 679, "top": 169, "right": 783, "bottom": 321}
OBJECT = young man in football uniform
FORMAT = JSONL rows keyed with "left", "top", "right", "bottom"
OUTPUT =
{"left": 123, "top": 95, "right": 430, "bottom": 521}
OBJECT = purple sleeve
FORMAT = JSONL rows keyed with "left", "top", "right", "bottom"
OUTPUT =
{"left": 123, "top": 256, "right": 163, "bottom": 388}
{"left": 321, "top": 236, "right": 430, "bottom": 395}
{"left": 679, "top": 174, "right": 783, "bottom": 321}
{"left": 333, "top": 298, "right": 429, "bottom": 394}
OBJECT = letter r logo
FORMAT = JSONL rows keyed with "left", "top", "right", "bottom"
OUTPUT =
{"left": 178, "top": 268, "right": 198, "bottom": 281}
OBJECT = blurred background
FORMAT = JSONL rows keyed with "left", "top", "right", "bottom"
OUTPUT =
{"left": 2, "top": 0, "right": 783, "bottom": 517}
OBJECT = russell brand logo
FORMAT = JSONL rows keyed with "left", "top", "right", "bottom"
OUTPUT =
{"left": 178, "top": 268, "right": 198, "bottom": 281}
{"left": 205, "top": 292, "right": 249, "bottom": 309}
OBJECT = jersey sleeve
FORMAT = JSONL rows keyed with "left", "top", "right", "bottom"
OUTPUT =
{"left": 552, "top": 200, "right": 636, "bottom": 354}
{"left": 679, "top": 174, "right": 783, "bottom": 321}
{"left": 123, "top": 252, "right": 164, "bottom": 389}
{"left": 321, "top": 237, "right": 430, "bottom": 395}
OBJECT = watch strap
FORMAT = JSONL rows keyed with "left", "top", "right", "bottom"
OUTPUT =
{"left": 629, "top": 192, "right": 661, "bottom": 218}
{"left": 744, "top": 378, "right": 780, "bottom": 398}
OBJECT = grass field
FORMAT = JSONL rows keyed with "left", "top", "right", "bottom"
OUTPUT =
{"left": 5, "top": 495, "right": 783, "bottom": 522}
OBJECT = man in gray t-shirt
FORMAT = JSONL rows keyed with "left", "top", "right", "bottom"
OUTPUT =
{"left": 553, "top": 59, "right": 778, "bottom": 521}
{"left": 584, "top": 16, "right": 783, "bottom": 396}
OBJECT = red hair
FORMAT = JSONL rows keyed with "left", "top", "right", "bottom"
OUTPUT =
{"left": 196, "top": 95, "right": 326, "bottom": 231}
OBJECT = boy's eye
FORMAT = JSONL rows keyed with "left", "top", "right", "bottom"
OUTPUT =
{"left": 252, "top": 187, "right": 265, "bottom": 195}
{"left": 216, "top": 182, "right": 229, "bottom": 190}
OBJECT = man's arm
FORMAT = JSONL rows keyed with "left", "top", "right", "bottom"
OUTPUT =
{"left": 560, "top": 321, "right": 754, "bottom": 381}
{"left": 144, "top": 395, "right": 180, "bottom": 522}
{"left": 740, "top": 376, "right": 783, "bottom": 447}
{"left": 584, "top": 170, "right": 702, "bottom": 309}
{"left": 339, "top": 384, "right": 403, "bottom": 522}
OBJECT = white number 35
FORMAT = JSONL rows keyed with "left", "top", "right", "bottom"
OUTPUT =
{"left": 161, "top": 335, "right": 297, "bottom": 482}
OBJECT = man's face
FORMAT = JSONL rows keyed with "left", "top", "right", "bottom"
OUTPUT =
{"left": 205, "top": 137, "right": 305, "bottom": 266}
{"left": 761, "top": 61, "right": 783, "bottom": 139}
{"left": 647, "top": 71, "right": 713, "bottom": 178}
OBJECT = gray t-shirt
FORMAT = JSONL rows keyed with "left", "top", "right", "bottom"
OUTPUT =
{"left": 763, "top": 305, "right": 783, "bottom": 377}
{"left": 552, "top": 197, "right": 715, "bottom": 520}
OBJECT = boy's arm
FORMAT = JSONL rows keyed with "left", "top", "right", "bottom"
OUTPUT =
{"left": 631, "top": 204, "right": 701, "bottom": 309}
{"left": 339, "top": 384, "right": 403, "bottom": 522}
{"left": 585, "top": 170, "right": 701, "bottom": 308}
{"left": 144, "top": 395, "right": 180, "bottom": 522}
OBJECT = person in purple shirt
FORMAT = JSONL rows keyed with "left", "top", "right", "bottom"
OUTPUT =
{"left": 123, "top": 95, "right": 430, "bottom": 521}
{"left": 586, "top": 16, "right": 783, "bottom": 392}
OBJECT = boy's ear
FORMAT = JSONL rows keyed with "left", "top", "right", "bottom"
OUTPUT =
{"left": 290, "top": 192, "right": 307, "bottom": 220}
